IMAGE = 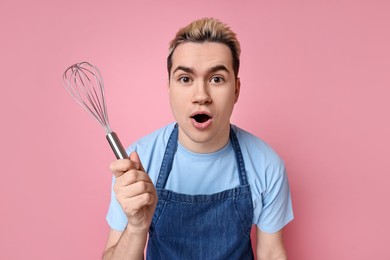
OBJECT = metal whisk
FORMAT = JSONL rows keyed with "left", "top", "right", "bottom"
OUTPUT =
{"left": 62, "top": 62, "right": 128, "bottom": 159}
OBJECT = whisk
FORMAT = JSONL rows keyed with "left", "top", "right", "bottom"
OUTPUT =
{"left": 62, "top": 62, "right": 128, "bottom": 159}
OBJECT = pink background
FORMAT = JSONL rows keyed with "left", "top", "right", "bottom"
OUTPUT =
{"left": 1, "top": 0, "right": 389, "bottom": 259}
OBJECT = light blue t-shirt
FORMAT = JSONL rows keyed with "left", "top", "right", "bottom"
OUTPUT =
{"left": 106, "top": 123, "right": 293, "bottom": 233}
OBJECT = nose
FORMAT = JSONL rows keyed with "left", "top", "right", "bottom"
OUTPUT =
{"left": 192, "top": 81, "right": 211, "bottom": 105}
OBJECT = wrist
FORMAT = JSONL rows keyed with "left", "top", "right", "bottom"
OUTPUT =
{"left": 125, "top": 223, "right": 149, "bottom": 238}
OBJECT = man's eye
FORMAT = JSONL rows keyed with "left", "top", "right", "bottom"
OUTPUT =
{"left": 179, "top": 76, "right": 191, "bottom": 83}
{"left": 210, "top": 76, "right": 224, "bottom": 84}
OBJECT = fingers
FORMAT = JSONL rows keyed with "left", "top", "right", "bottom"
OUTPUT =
{"left": 115, "top": 182, "right": 156, "bottom": 207}
{"left": 129, "top": 151, "right": 145, "bottom": 172}
{"left": 120, "top": 192, "right": 156, "bottom": 226}
{"left": 114, "top": 169, "right": 153, "bottom": 189}
{"left": 109, "top": 159, "right": 133, "bottom": 178}
{"left": 109, "top": 151, "right": 145, "bottom": 178}
{"left": 113, "top": 170, "right": 157, "bottom": 223}
{"left": 108, "top": 151, "right": 157, "bottom": 229}
{"left": 117, "top": 181, "right": 155, "bottom": 199}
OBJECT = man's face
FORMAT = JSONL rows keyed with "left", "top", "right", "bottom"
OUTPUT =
{"left": 169, "top": 41, "right": 240, "bottom": 153}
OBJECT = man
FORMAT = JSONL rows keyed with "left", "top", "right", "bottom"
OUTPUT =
{"left": 103, "top": 18, "right": 293, "bottom": 260}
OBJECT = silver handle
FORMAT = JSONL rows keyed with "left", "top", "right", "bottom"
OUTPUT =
{"left": 106, "top": 132, "right": 128, "bottom": 159}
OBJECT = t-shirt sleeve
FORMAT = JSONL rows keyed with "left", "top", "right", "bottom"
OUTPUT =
{"left": 255, "top": 163, "right": 294, "bottom": 233}
{"left": 106, "top": 176, "right": 128, "bottom": 231}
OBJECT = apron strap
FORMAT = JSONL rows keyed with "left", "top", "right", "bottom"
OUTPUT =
{"left": 155, "top": 124, "right": 179, "bottom": 189}
{"left": 230, "top": 127, "right": 248, "bottom": 186}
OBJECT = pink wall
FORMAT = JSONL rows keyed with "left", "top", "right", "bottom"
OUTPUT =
{"left": 1, "top": 0, "right": 389, "bottom": 259}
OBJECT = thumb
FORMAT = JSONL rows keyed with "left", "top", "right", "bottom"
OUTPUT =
{"left": 129, "top": 151, "right": 145, "bottom": 172}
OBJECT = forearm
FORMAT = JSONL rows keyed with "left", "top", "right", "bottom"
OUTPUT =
{"left": 256, "top": 229, "right": 287, "bottom": 260}
{"left": 257, "top": 242, "right": 287, "bottom": 260}
{"left": 103, "top": 226, "right": 148, "bottom": 260}
{"left": 257, "top": 252, "right": 287, "bottom": 260}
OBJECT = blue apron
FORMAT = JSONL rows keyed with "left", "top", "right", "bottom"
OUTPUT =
{"left": 147, "top": 125, "right": 254, "bottom": 259}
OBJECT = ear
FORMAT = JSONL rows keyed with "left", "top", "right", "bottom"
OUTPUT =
{"left": 167, "top": 78, "right": 171, "bottom": 95}
{"left": 234, "top": 77, "right": 241, "bottom": 103}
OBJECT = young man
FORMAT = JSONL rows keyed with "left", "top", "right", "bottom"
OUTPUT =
{"left": 103, "top": 18, "right": 293, "bottom": 260}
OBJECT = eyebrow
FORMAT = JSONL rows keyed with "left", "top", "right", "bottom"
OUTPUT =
{"left": 173, "top": 66, "right": 193, "bottom": 75}
{"left": 172, "top": 65, "right": 231, "bottom": 75}
{"left": 207, "top": 65, "right": 230, "bottom": 74}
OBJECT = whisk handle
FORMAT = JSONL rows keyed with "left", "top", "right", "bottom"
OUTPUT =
{"left": 106, "top": 132, "right": 128, "bottom": 159}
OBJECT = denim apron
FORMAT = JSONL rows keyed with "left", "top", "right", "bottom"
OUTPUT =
{"left": 147, "top": 125, "right": 254, "bottom": 259}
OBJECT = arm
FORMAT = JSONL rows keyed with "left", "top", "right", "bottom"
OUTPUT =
{"left": 103, "top": 152, "right": 158, "bottom": 260}
{"left": 256, "top": 227, "right": 287, "bottom": 260}
{"left": 103, "top": 228, "right": 147, "bottom": 260}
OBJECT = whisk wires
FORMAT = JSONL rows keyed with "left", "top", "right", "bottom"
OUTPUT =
{"left": 63, "top": 62, "right": 112, "bottom": 134}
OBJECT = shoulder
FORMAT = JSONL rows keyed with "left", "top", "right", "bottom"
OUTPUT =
{"left": 126, "top": 123, "right": 175, "bottom": 153}
{"left": 125, "top": 123, "right": 176, "bottom": 175}
{"left": 231, "top": 125, "right": 285, "bottom": 182}
{"left": 232, "top": 125, "right": 284, "bottom": 166}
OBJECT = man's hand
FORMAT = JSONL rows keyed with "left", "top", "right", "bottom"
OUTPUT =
{"left": 109, "top": 151, "right": 158, "bottom": 233}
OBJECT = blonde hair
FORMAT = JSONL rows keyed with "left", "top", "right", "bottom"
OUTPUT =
{"left": 167, "top": 18, "right": 241, "bottom": 78}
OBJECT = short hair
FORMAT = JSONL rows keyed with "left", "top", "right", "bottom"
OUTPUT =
{"left": 167, "top": 18, "right": 241, "bottom": 79}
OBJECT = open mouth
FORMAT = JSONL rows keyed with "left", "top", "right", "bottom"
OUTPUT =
{"left": 192, "top": 113, "right": 211, "bottom": 123}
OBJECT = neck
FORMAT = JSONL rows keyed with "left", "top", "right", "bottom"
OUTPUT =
{"left": 177, "top": 124, "right": 231, "bottom": 154}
